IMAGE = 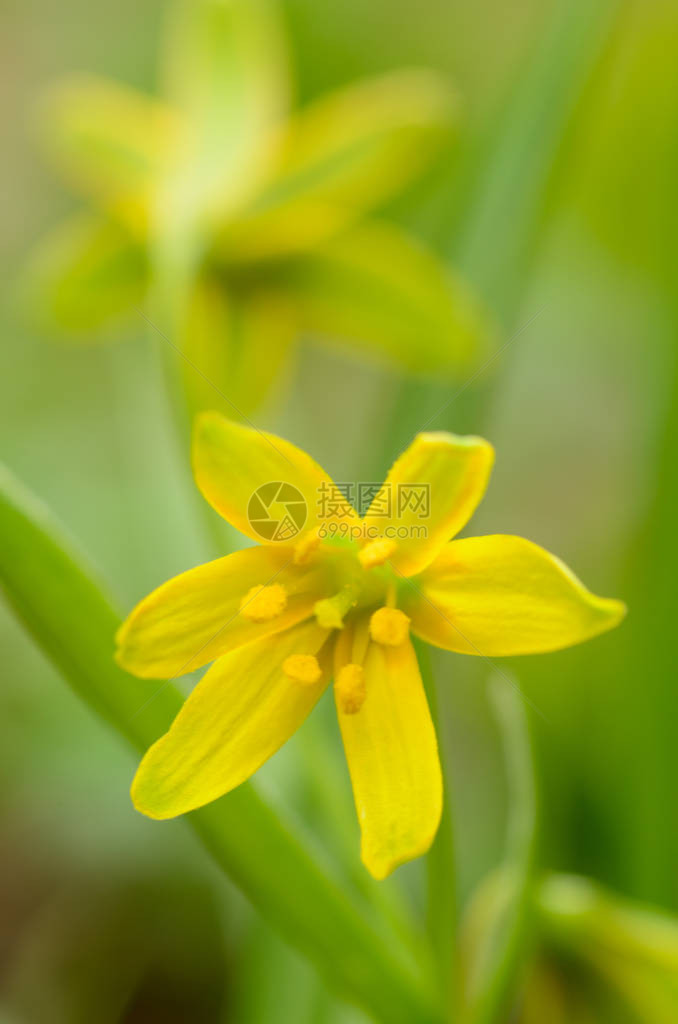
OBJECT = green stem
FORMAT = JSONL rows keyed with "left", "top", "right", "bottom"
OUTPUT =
{"left": 146, "top": 233, "right": 235, "bottom": 560}
{"left": 416, "top": 640, "right": 459, "bottom": 1020}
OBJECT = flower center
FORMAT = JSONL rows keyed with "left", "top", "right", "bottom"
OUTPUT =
{"left": 240, "top": 583, "right": 288, "bottom": 622}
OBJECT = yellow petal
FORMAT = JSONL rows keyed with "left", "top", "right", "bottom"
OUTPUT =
{"left": 192, "top": 411, "right": 360, "bottom": 543}
{"left": 334, "top": 631, "right": 442, "bottom": 879}
{"left": 217, "top": 69, "right": 457, "bottom": 261}
{"left": 38, "top": 74, "right": 177, "bottom": 234}
{"left": 116, "top": 545, "right": 328, "bottom": 678}
{"left": 363, "top": 432, "right": 494, "bottom": 577}
{"left": 273, "top": 221, "right": 491, "bottom": 374}
{"left": 132, "top": 621, "right": 330, "bottom": 818}
{"left": 406, "top": 535, "right": 627, "bottom": 656}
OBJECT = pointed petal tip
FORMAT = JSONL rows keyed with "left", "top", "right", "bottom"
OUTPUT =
{"left": 599, "top": 596, "right": 628, "bottom": 628}
{"left": 361, "top": 820, "right": 442, "bottom": 881}
{"left": 130, "top": 768, "right": 183, "bottom": 821}
{"left": 409, "top": 536, "right": 627, "bottom": 656}
{"left": 412, "top": 430, "right": 496, "bottom": 475}
{"left": 112, "top": 643, "right": 127, "bottom": 671}
{"left": 192, "top": 408, "right": 227, "bottom": 447}
{"left": 416, "top": 429, "right": 493, "bottom": 451}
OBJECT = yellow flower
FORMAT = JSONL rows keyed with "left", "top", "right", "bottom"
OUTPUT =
{"left": 28, "top": 0, "right": 490, "bottom": 414}
{"left": 116, "top": 412, "right": 626, "bottom": 879}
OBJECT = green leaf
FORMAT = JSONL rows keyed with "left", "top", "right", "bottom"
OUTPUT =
{"left": 24, "top": 214, "right": 147, "bottom": 337}
{"left": 36, "top": 74, "right": 176, "bottom": 233}
{"left": 272, "top": 220, "right": 491, "bottom": 374}
{"left": 571, "top": 3, "right": 678, "bottom": 284}
{"left": 451, "top": 0, "right": 620, "bottom": 322}
{"left": 0, "top": 463, "right": 440, "bottom": 1024}
{"left": 218, "top": 69, "right": 458, "bottom": 261}
{"left": 159, "top": 0, "right": 289, "bottom": 229}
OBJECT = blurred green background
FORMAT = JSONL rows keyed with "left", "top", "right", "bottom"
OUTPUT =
{"left": 1, "top": 0, "right": 677, "bottom": 1020}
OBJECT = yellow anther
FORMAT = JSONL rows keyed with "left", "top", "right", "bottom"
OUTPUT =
{"left": 369, "top": 606, "right": 410, "bottom": 646}
{"left": 240, "top": 583, "right": 287, "bottom": 622}
{"left": 293, "top": 531, "right": 321, "bottom": 565}
{"left": 335, "top": 663, "right": 367, "bottom": 714}
{"left": 314, "top": 586, "right": 357, "bottom": 630}
{"left": 283, "top": 654, "right": 322, "bottom": 686}
{"left": 358, "top": 537, "right": 397, "bottom": 569}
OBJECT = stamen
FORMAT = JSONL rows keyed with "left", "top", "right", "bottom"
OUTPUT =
{"left": 335, "top": 663, "right": 366, "bottom": 714}
{"left": 369, "top": 606, "right": 410, "bottom": 646}
{"left": 314, "top": 585, "right": 357, "bottom": 630}
{"left": 358, "top": 537, "right": 396, "bottom": 569}
{"left": 293, "top": 531, "right": 321, "bottom": 565}
{"left": 283, "top": 654, "right": 322, "bottom": 685}
{"left": 240, "top": 583, "right": 287, "bottom": 622}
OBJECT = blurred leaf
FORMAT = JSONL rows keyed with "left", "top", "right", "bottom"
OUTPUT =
{"left": 37, "top": 74, "right": 177, "bottom": 235}
{"left": 158, "top": 0, "right": 289, "bottom": 233}
{"left": 571, "top": 0, "right": 678, "bottom": 285}
{"left": 450, "top": 0, "right": 620, "bottom": 322}
{"left": 538, "top": 875, "right": 678, "bottom": 1023}
{"left": 24, "top": 214, "right": 147, "bottom": 337}
{"left": 179, "top": 280, "right": 296, "bottom": 417}
{"left": 539, "top": 876, "right": 678, "bottom": 976}
{"left": 383, "top": 0, "right": 622, "bottom": 458}
{"left": 593, "top": 956, "right": 678, "bottom": 1024}
{"left": 547, "top": 7, "right": 678, "bottom": 909}
{"left": 519, "top": 954, "right": 627, "bottom": 1024}
{"left": 0, "top": 463, "right": 440, "bottom": 1024}
{"left": 218, "top": 70, "right": 458, "bottom": 261}
{"left": 272, "top": 220, "right": 491, "bottom": 374}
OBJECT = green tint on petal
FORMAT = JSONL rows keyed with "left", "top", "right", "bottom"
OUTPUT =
{"left": 407, "top": 535, "right": 627, "bottom": 656}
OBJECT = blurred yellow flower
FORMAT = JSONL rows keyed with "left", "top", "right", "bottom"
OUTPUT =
{"left": 28, "top": 0, "right": 491, "bottom": 414}
{"left": 116, "top": 412, "right": 626, "bottom": 879}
